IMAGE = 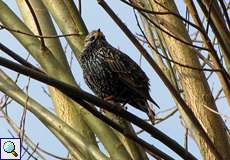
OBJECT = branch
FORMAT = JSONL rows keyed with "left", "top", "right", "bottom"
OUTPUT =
{"left": 96, "top": 0, "right": 223, "bottom": 159}
{"left": 133, "top": 10, "right": 225, "bottom": 74}
{"left": 78, "top": 0, "right": 82, "bottom": 15}
{"left": 196, "top": 0, "right": 230, "bottom": 64}
{"left": 120, "top": 0, "right": 206, "bottom": 36}
{"left": 0, "top": 55, "right": 197, "bottom": 160}
{"left": 155, "top": 108, "right": 178, "bottom": 125}
{"left": 184, "top": 0, "right": 230, "bottom": 107}
{"left": 0, "top": 24, "right": 82, "bottom": 38}
{"left": 0, "top": 42, "right": 43, "bottom": 73}
{"left": 218, "top": 0, "right": 230, "bottom": 29}
{"left": 25, "top": 0, "right": 45, "bottom": 49}
{"left": 0, "top": 69, "right": 108, "bottom": 160}
{"left": 1, "top": 98, "right": 83, "bottom": 160}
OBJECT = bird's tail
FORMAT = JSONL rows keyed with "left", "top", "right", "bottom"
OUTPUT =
{"left": 129, "top": 98, "right": 158, "bottom": 124}
{"left": 145, "top": 101, "right": 156, "bottom": 124}
{"left": 147, "top": 96, "right": 160, "bottom": 109}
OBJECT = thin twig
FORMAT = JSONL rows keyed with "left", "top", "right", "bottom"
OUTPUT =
{"left": 123, "top": 0, "right": 222, "bottom": 54}
{"left": 218, "top": 0, "right": 230, "bottom": 29}
{"left": 41, "top": 86, "right": 51, "bottom": 97}
{"left": 196, "top": 0, "right": 230, "bottom": 63}
{"left": 185, "top": 0, "right": 230, "bottom": 97}
{"left": 185, "top": 7, "right": 190, "bottom": 31}
{"left": 78, "top": 0, "right": 82, "bottom": 15}
{"left": 120, "top": 0, "right": 205, "bottom": 35}
{"left": 205, "top": 0, "right": 214, "bottom": 33}
{"left": 8, "top": 131, "right": 38, "bottom": 160}
{"left": 155, "top": 108, "right": 178, "bottom": 125}
{"left": 19, "top": 77, "right": 30, "bottom": 142}
{"left": 140, "top": 12, "right": 209, "bottom": 52}
{"left": 214, "top": 88, "right": 223, "bottom": 101}
{"left": 133, "top": 10, "right": 224, "bottom": 73}
{"left": 25, "top": 0, "right": 45, "bottom": 49}
{"left": 26, "top": 143, "right": 39, "bottom": 160}
{"left": 0, "top": 24, "right": 81, "bottom": 38}
{"left": 4, "top": 110, "right": 70, "bottom": 160}
{"left": 203, "top": 104, "right": 230, "bottom": 120}
{"left": 184, "top": 128, "right": 188, "bottom": 151}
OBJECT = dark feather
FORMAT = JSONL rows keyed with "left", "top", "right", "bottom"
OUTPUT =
{"left": 80, "top": 30, "right": 159, "bottom": 121}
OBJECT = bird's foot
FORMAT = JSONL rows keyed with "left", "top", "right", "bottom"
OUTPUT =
{"left": 100, "top": 108, "right": 105, "bottom": 113}
{"left": 104, "top": 95, "right": 115, "bottom": 101}
{"left": 121, "top": 102, "right": 127, "bottom": 109}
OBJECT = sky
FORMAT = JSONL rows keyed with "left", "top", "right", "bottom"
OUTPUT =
{"left": 0, "top": 0, "right": 229, "bottom": 160}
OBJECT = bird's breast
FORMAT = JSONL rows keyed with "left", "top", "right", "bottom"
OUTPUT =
{"left": 81, "top": 53, "right": 119, "bottom": 97}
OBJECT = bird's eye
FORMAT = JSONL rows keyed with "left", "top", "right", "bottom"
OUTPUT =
{"left": 89, "top": 36, "right": 96, "bottom": 42}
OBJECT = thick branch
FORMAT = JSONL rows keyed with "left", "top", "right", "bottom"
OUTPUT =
{"left": 0, "top": 55, "right": 197, "bottom": 160}
{"left": 96, "top": 0, "right": 222, "bottom": 159}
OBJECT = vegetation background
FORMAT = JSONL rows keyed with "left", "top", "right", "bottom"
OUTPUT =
{"left": 0, "top": 0, "right": 229, "bottom": 160}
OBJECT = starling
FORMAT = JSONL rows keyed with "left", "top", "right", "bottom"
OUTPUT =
{"left": 80, "top": 29, "right": 159, "bottom": 123}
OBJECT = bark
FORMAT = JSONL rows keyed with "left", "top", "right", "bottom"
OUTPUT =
{"left": 183, "top": 0, "right": 230, "bottom": 108}
{"left": 0, "top": 69, "right": 108, "bottom": 160}
{"left": 15, "top": 1, "right": 97, "bottom": 159}
{"left": 136, "top": 0, "right": 230, "bottom": 159}
{"left": 198, "top": 0, "right": 230, "bottom": 70}
{"left": 15, "top": 0, "right": 136, "bottom": 159}
{"left": 39, "top": 0, "right": 148, "bottom": 159}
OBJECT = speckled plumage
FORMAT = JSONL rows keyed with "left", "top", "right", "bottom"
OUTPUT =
{"left": 80, "top": 30, "right": 159, "bottom": 121}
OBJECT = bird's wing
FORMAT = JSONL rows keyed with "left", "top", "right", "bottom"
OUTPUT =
{"left": 102, "top": 46, "right": 150, "bottom": 98}
{"left": 100, "top": 46, "right": 160, "bottom": 108}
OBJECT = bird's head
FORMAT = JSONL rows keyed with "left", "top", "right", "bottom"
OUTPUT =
{"left": 84, "top": 29, "right": 106, "bottom": 48}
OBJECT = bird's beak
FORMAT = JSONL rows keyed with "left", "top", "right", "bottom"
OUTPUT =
{"left": 95, "top": 29, "right": 102, "bottom": 39}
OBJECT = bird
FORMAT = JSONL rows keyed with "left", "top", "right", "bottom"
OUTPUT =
{"left": 80, "top": 29, "right": 159, "bottom": 123}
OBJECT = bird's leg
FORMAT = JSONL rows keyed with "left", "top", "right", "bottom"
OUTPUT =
{"left": 117, "top": 88, "right": 129, "bottom": 109}
{"left": 102, "top": 88, "right": 128, "bottom": 111}
{"left": 104, "top": 95, "right": 115, "bottom": 101}
{"left": 100, "top": 95, "right": 115, "bottom": 113}
{"left": 147, "top": 107, "right": 156, "bottom": 125}
{"left": 121, "top": 100, "right": 130, "bottom": 111}
{"left": 121, "top": 102, "right": 127, "bottom": 108}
